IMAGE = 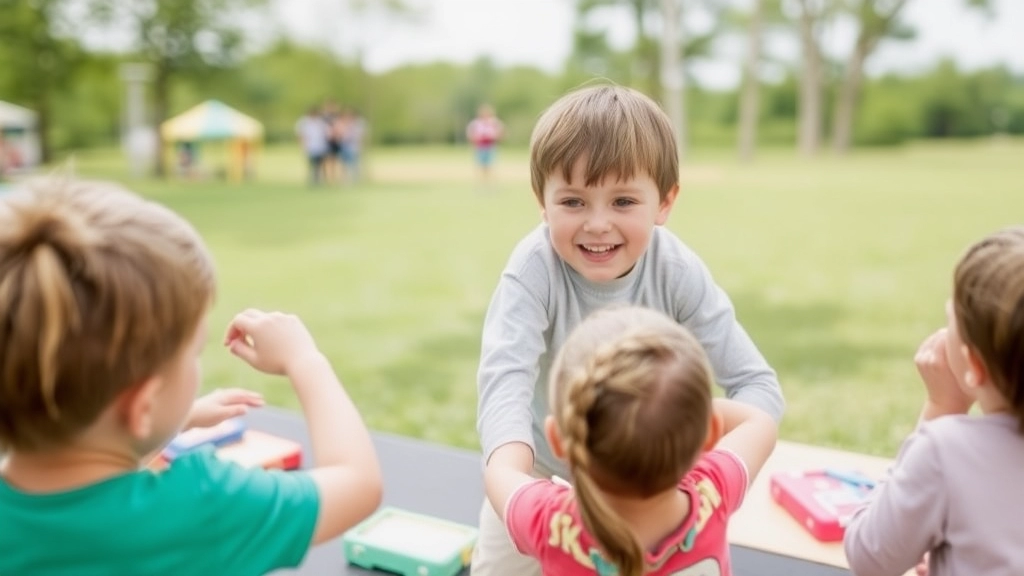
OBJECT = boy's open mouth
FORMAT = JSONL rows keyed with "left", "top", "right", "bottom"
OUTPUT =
{"left": 578, "top": 243, "right": 621, "bottom": 261}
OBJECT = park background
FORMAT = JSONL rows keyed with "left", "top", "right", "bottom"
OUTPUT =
{"left": 1, "top": 0, "right": 1023, "bottom": 457}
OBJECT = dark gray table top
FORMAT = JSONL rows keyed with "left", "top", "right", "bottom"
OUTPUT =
{"left": 247, "top": 407, "right": 848, "bottom": 576}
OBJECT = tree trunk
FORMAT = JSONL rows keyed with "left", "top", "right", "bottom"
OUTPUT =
{"left": 797, "top": 1, "right": 822, "bottom": 156}
{"left": 660, "top": 0, "right": 686, "bottom": 160}
{"left": 737, "top": 0, "right": 762, "bottom": 162}
{"left": 35, "top": 89, "right": 53, "bottom": 165}
{"left": 631, "top": 0, "right": 647, "bottom": 88}
{"left": 152, "top": 62, "right": 170, "bottom": 178}
{"left": 832, "top": 0, "right": 909, "bottom": 154}
{"left": 832, "top": 35, "right": 870, "bottom": 154}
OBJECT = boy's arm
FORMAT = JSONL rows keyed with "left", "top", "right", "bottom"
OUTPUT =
{"left": 477, "top": 274, "right": 550, "bottom": 468}
{"left": 484, "top": 442, "right": 536, "bottom": 521}
{"left": 712, "top": 398, "right": 777, "bottom": 485}
{"left": 674, "top": 253, "right": 784, "bottom": 422}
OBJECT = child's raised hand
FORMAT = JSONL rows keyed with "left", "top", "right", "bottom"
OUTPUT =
{"left": 915, "top": 553, "right": 929, "bottom": 576}
{"left": 914, "top": 328, "right": 973, "bottom": 415}
{"left": 224, "top": 309, "right": 322, "bottom": 376}
{"left": 186, "top": 388, "right": 264, "bottom": 429}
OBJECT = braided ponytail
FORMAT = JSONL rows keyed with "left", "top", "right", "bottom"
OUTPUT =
{"left": 549, "top": 305, "right": 716, "bottom": 576}
{"left": 562, "top": 358, "right": 645, "bottom": 576}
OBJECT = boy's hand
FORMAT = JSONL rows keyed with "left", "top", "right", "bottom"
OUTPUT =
{"left": 186, "top": 388, "right": 264, "bottom": 430}
{"left": 224, "top": 309, "right": 322, "bottom": 376}
{"left": 914, "top": 328, "right": 973, "bottom": 416}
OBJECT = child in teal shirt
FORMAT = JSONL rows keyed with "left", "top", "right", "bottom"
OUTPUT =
{"left": 0, "top": 179, "right": 382, "bottom": 575}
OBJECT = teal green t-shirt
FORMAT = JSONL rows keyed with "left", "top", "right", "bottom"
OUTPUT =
{"left": 0, "top": 448, "right": 320, "bottom": 575}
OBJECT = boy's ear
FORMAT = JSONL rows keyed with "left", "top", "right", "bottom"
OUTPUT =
{"left": 655, "top": 185, "right": 680, "bottom": 225}
{"left": 117, "top": 377, "right": 161, "bottom": 440}
{"left": 544, "top": 415, "right": 565, "bottom": 459}
{"left": 702, "top": 407, "right": 724, "bottom": 452}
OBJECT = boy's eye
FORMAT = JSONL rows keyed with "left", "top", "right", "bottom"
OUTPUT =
{"left": 613, "top": 198, "right": 637, "bottom": 207}
{"left": 561, "top": 198, "right": 583, "bottom": 208}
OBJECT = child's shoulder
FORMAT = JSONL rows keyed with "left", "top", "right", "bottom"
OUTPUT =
{"left": 149, "top": 449, "right": 251, "bottom": 500}
{"left": 646, "top": 226, "right": 703, "bottom": 266}
{"left": 502, "top": 224, "right": 562, "bottom": 277}
{"left": 918, "top": 413, "right": 1022, "bottom": 450}
{"left": 687, "top": 449, "right": 748, "bottom": 487}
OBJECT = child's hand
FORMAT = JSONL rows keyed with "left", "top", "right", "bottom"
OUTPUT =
{"left": 224, "top": 309, "right": 322, "bottom": 376}
{"left": 914, "top": 328, "right": 973, "bottom": 415}
{"left": 915, "top": 553, "right": 929, "bottom": 576}
{"left": 186, "top": 388, "right": 264, "bottom": 430}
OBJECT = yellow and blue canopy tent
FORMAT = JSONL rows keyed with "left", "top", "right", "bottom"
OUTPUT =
{"left": 160, "top": 100, "right": 263, "bottom": 182}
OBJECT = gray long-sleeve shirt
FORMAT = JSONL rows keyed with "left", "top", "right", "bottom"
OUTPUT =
{"left": 844, "top": 413, "right": 1024, "bottom": 576}
{"left": 476, "top": 224, "right": 784, "bottom": 477}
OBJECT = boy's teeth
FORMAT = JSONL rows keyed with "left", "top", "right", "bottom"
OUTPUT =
{"left": 585, "top": 245, "right": 613, "bottom": 253}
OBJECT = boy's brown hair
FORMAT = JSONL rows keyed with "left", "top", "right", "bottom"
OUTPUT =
{"left": 0, "top": 179, "right": 216, "bottom": 451}
{"left": 953, "top": 226, "right": 1024, "bottom": 432}
{"left": 549, "top": 305, "right": 713, "bottom": 576}
{"left": 529, "top": 84, "right": 679, "bottom": 204}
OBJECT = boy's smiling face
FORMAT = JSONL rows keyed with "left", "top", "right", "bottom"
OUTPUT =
{"left": 541, "top": 156, "right": 678, "bottom": 282}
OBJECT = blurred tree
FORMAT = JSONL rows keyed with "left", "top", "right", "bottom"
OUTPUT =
{"left": 574, "top": 0, "right": 659, "bottom": 94}
{"left": 0, "top": 0, "right": 83, "bottom": 163}
{"left": 563, "top": 24, "right": 633, "bottom": 87}
{"left": 571, "top": 0, "right": 723, "bottom": 157}
{"left": 736, "top": 0, "right": 764, "bottom": 162}
{"left": 853, "top": 61, "right": 1023, "bottom": 145}
{"left": 831, "top": 0, "right": 913, "bottom": 153}
{"left": 660, "top": 0, "right": 685, "bottom": 158}
{"left": 854, "top": 73, "right": 919, "bottom": 145}
{"left": 344, "top": 0, "right": 422, "bottom": 118}
{"left": 201, "top": 41, "right": 360, "bottom": 142}
{"left": 372, "top": 62, "right": 467, "bottom": 144}
{"left": 832, "top": 0, "right": 993, "bottom": 153}
{"left": 788, "top": 0, "right": 842, "bottom": 156}
{"left": 50, "top": 53, "right": 122, "bottom": 150}
{"left": 488, "top": 66, "right": 563, "bottom": 145}
{"left": 90, "top": 0, "right": 268, "bottom": 177}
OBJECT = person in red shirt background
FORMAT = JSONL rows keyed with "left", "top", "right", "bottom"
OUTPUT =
{"left": 466, "top": 104, "right": 504, "bottom": 185}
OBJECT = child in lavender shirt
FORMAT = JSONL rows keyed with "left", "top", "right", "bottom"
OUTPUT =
{"left": 845, "top": 226, "right": 1024, "bottom": 576}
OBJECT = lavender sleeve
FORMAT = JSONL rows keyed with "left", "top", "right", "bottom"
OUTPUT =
{"left": 844, "top": 427, "right": 946, "bottom": 576}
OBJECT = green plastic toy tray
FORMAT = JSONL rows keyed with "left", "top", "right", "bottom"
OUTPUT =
{"left": 342, "top": 507, "right": 478, "bottom": 576}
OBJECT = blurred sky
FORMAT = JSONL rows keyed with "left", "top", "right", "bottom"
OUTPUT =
{"left": 270, "top": 0, "right": 1024, "bottom": 89}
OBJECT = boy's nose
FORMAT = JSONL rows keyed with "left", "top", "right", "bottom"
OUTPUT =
{"left": 582, "top": 210, "right": 612, "bottom": 233}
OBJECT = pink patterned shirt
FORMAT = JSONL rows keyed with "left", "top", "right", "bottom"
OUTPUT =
{"left": 505, "top": 450, "right": 748, "bottom": 576}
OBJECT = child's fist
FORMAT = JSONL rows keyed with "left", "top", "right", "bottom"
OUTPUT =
{"left": 224, "top": 309, "right": 322, "bottom": 376}
{"left": 914, "top": 328, "right": 973, "bottom": 415}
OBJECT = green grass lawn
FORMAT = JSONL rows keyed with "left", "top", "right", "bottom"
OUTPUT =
{"left": 54, "top": 138, "right": 1024, "bottom": 457}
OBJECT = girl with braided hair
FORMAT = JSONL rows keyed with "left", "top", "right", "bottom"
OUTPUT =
{"left": 485, "top": 305, "right": 776, "bottom": 576}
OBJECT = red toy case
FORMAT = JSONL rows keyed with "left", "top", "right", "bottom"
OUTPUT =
{"left": 769, "top": 470, "right": 873, "bottom": 542}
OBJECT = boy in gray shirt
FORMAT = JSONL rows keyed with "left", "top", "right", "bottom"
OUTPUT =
{"left": 845, "top": 227, "right": 1024, "bottom": 576}
{"left": 473, "top": 84, "right": 785, "bottom": 576}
